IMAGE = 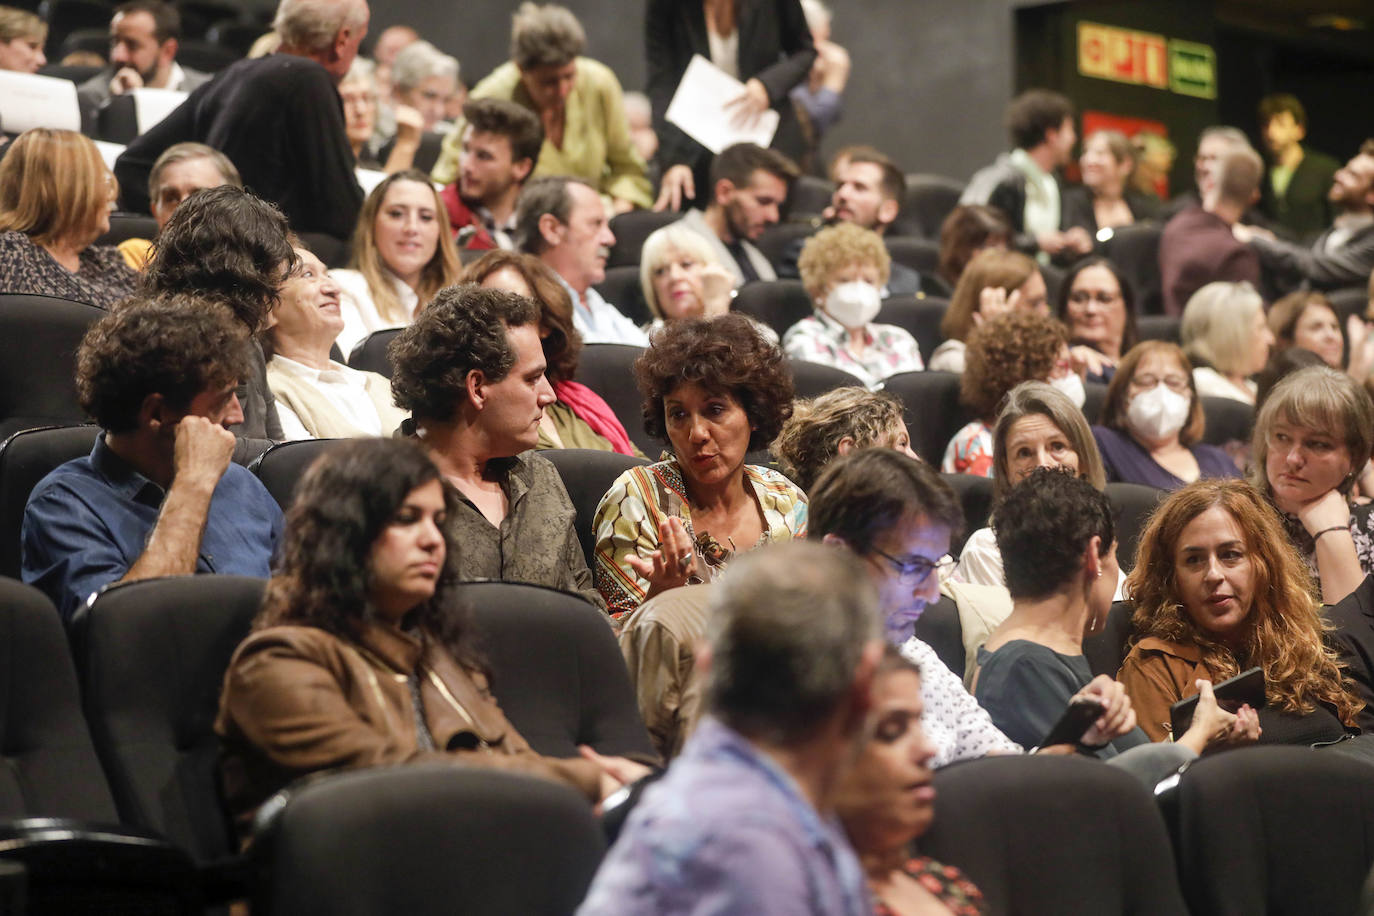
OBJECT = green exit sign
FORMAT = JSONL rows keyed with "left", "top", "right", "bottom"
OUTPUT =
{"left": 1169, "top": 40, "right": 1216, "bottom": 99}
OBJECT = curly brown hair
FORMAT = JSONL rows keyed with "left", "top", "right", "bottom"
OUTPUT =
{"left": 773, "top": 387, "right": 904, "bottom": 492}
{"left": 636, "top": 314, "right": 794, "bottom": 452}
{"left": 460, "top": 250, "right": 582, "bottom": 384}
{"left": 961, "top": 310, "right": 1068, "bottom": 422}
{"left": 256, "top": 438, "right": 484, "bottom": 673}
{"left": 1126, "top": 479, "right": 1363, "bottom": 726}
{"left": 389, "top": 285, "right": 540, "bottom": 423}
{"left": 76, "top": 295, "right": 251, "bottom": 433}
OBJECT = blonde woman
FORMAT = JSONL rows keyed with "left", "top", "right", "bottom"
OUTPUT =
{"left": 330, "top": 169, "right": 462, "bottom": 355}
{"left": 638, "top": 223, "right": 735, "bottom": 328}
{"left": 0, "top": 7, "right": 46, "bottom": 73}
{"left": 0, "top": 129, "right": 136, "bottom": 309}
{"left": 1181, "top": 280, "right": 1275, "bottom": 404}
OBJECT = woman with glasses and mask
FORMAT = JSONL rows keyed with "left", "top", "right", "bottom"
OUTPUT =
{"left": 1091, "top": 341, "right": 1239, "bottom": 491}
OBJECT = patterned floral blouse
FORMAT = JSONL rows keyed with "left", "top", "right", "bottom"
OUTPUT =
{"left": 873, "top": 857, "right": 988, "bottom": 916}
{"left": 1280, "top": 500, "right": 1374, "bottom": 602}
{"left": 941, "top": 420, "right": 994, "bottom": 478}
{"left": 0, "top": 231, "right": 137, "bottom": 310}
{"left": 592, "top": 457, "right": 808, "bottom": 617}
{"left": 782, "top": 309, "right": 925, "bottom": 389}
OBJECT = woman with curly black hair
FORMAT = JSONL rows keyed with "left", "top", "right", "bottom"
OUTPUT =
{"left": 215, "top": 437, "right": 645, "bottom": 837}
{"left": 593, "top": 314, "right": 807, "bottom": 617}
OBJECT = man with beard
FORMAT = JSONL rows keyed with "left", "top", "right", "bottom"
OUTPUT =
{"left": 676, "top": 142, "right": 799, "bottom": 286}
{"left": 77, "top": 0, "right": 210, "bottom": 132}
{"left": 515, "top": 175, "right": 648, "bottom": 345}
{"left": 439, "top": 98, "right": 542, "bottom": 251}
{"left": 1236, "top": 139, "right": 1374, "bottom": 293}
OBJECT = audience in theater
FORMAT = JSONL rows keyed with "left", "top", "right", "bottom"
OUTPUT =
{"left": 0, "top": 7, "right": 46, "bottom": 73}
{"left": 961, "top": 89, "right": 1091, "bottom": 263}
{"left": 1054, "top": 257, "right": 1138, "bottom": 383}
{"left": 674, "top": 142, "right": 797, "bottom": 287}
{"left": 578, "top": 541, "right": 877, "bottom": 916}
{"left": 143, "top": 184, "right": 294, "bottom": 461}
{"left": 1060, "top": 129, "right": 1159, "bottom": 238}
{"left": 431, "top": 3, "right": 651, "bottom": 212}
{"left": 1120, "top": 477, "right": 1365, "bottom": 746}
{"left": 1159, "top": 146, "right": 1263, "bottom": 316}
{"left": 515, "top": 175, "right": 648, "bottom": 345}
{"left": 955, "top": 381, "right": 1113, "bottom": 592}
{"left": 118, "top": 141, "right": 241, "bottom": 269}
{"left": 936, "top": 204, "right": 1011, "bottom": 292}
{"left": 594, "top": 315, "right": 805, "bottom": 618}
{"left": 930, "top": 248, "right": 1047, "bottom": 373}
{"left": 784, "top": 222, "right": 924, "bottom": 387}
{"left": 439, "top": 98, "right": 542, "bottom": 250}
{"left": 463, "top": 249, "right": 639, "bottom": 455}
{"left": 943, "top": 310, "right": 1072, "bottom": 476}
{"left": 115, "top": 0, "right": 368, "bottom": 240}
{"left": 1257, "top": 93, "right": 1340, "bottom": 245}
{"left": 389, "top": 284, "right": 605, "bottom": 609}
{"left": 1181, "top": 280, "right": 1274, "bottom": 405}
{"left": 214, "top": 438, "right": 642, "bottom": 839}
{"left": 638, "top": 223, "right": 736, "bottom": 329}
{"left": 976, "top": 469, "right": 1255, "bottom": 775}
{"left": 1092, "top": 341, "right": 1240, "bottom": 489}
{"left": 22, "top": 296, "right": 282, "bottom": 622}
{"left": 1267, "top": 290, "right": 1345, "bottom": 370}
{"left": 646, "top": 0, "right": 814, "bottom": 213}
{"left": 1238, "top": 139, "right": 1374, "bottom": 295}
{"left": 774, "top": 388, "right": 915, "bottom": 492}
{"left": 76, "top": 1, "right": 211, "bottom": 132}
{"left": 1249, "top": 365, "right": 1374, "bottom": 603}
{"left": 264, "top": 243, "right": 406, "bottom": 439}
{"left": 0, "top": 128, "right": 137, "bottom": 309}
{"left": 331, "top": 169, "right": 462, "bottom": 356}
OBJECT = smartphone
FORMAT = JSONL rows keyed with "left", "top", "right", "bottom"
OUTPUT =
{"left": 1168, "top": 666, "right": 1266, "bottom": 737}
{"left": 1034, "top": 697, "right": 1106, "bottom": 751}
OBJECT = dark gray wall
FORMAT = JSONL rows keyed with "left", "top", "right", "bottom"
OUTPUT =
{"left": 370, "top": 0, "right": 1024, "bottom": 183}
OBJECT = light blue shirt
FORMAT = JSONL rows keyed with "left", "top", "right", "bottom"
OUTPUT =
{"left": 557, "top": 275, "right": 650, "bottom": 347}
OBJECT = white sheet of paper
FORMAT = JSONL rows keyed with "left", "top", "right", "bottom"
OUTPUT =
{"left": 94, "top": 140, "right": 126, "bottom": 172}
{"left": 0, "top": 71, "right": 80, "bottom": 133}
{"left": 131, "top": 88, "right": 188, "bottom": 135}
{"left": 665, "top": 54, "right": 779, "bottom": 154}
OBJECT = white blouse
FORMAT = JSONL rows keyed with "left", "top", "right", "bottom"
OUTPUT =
{"left": 330, "top": 268, "right": 420, "bottom": 358}
{"left": 900, "top": 635, "right": 1023, "bottom": 766}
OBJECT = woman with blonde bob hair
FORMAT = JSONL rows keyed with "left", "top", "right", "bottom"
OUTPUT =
{"left": 1181, "top": 280, "right": 1274, "bottom": 405}
{"left": 772, "top": 387, "right": 915, "bottom": 492}
{"left": 330, "top": 169, "right": 462, "bottom": 355}
{"left": 638, "top": 223, "right": 734, "bottom": 327}
{"left": 930, "top": 248, "right": 1045, "bottom": 373}
{"left": 1119, "top": 478, "right": 1364, "bottom": 745}
{"left": 1248, "top": 365, "right": 1374, "bottom": 604}
{"left": 0, "top": 128, "right": 136, "bottom": 309}
{"left": 0, "top": 7, "right": 46, "bottom": 72}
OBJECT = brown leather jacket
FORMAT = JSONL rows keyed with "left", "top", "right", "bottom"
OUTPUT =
{"left": 215, "top": 621, "right": 602, "bottom": 832}
{"left": 1117, "top": 636, "right": 1212, "bottom": 742}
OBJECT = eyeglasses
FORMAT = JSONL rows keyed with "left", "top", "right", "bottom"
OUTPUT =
{"left": 868, "top": 548, "right": 946, "bottom": 586}
{"left": 1068, "top": 290, "right": 1122, "bottom": 307}
{"left": 1130, "top": 373, "right": 1190, "bottom": 393}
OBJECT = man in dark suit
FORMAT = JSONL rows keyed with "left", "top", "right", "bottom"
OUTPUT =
{"left": 1237, "top": 139, "right": 1374, "bottom": 296}
{"left": 1257, "top": 94, "right": 1341, "bottom": 245}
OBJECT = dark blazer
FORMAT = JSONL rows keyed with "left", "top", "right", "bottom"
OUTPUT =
{"left": 1260, "top": 146, "right": 1341, "bottom": 245}
{"left": 1250, "top": 220, "right": 1374, "bottom": 295}
{"left": 1324, "top": 575, "right": 1374, "bottom": 734}
{"left": 1060, "top": 185, "right": 1163, "bottom": 237}
{"left": 645, "top": 0, "right": 815, "bottom": 193}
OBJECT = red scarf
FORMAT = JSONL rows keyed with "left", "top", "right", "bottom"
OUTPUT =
{"left": 553, "top": 380, "right": 638, "bottom": 456}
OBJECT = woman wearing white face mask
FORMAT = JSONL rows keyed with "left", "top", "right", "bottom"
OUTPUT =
{"left": 784, "top": 223, "right": 924, "bottom": 389}
{"left": 1091, "top": 341, "right": 1239, "bottom": 490}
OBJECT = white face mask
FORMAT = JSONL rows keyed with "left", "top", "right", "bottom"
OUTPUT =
{"left": 1048, "top": 371, "right": 1086, "bottom": 408}
{"left": 824, "top": 281, "right": 882, "bottom": 329}
{"left": 1127, "top": 383, "right": 1191, "bottom": 441}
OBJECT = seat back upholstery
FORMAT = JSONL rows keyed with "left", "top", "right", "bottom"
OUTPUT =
{"left": 0, "top": 577, "right": 117, "bottom": 821}
{"left": 910, "top": 596, "right": 965, "bottom": 681}
{"left": 883, "top": 235, "right": 941, "bottom": 276}
{"left": 607, "top": 210, "right": 680, "bottom": 269}
{"left": 941, "top": 472, "right": 993, "bottom": 553}
{"left": 1105, "top": 481, "right": 1166, "bottom": 573}
{"left": 893, "top": 173, "right": 965, "bottom": 238}
{"left": 574, "top": 344, "right": 656, "bottom": 456}
{"left": 1101, "top": 222, "right": 1164, "bottom": 315}
{"left": 452, "top": 582, "right": 654, "bottom": 760}
{"left": 249, "top": 439, "right": 345, "bottom": 513}
{"left": 882, "top": 370, "right": 968, "bottom": 465}
{"left": 921, "top": 754, "right": 1189, "bottom": 916}
{"left": 731, "top": 279, "right": 814, "bottom": 340}
{"left": 540, "top": 448, "right": 651, "bottom": 569}
{"left": 347, "top": 328, "right": 403, "bottom": 378}
{"left": 0, "top": 295, "right": 105, "bottom": 441}
{"left": 70, "top": 575, "right": 266, "bottom": 863}
{"left": 1083, "top": 600, "right": 1136, "bottom": 679}
{"left": 0, "top": 425, "right": 101, "bottom": 580}
{"left": 876, "top": 295, "right": 947, "bottom": 364}
{"left": 254, "top": 764, "right": 605, "bottom": 916}
{"left": 1199, "top": 396, "right": 1254, "bottom": 448}
{"left": 786, "top": 359, "right": 865, "bottom": 399}
{"left": 592, "top": 265, "right": 653, "bottom": 327}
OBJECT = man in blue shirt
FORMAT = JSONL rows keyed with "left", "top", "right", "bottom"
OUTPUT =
{"left": 22, "top": 296, "right": 283, "bottom": 621}
{"left": 578, "top": 541, "right": 882, "bottom": 915}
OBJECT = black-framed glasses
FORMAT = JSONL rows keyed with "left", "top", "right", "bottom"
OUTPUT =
{"left": 868, "top": 548, "right": 945, "bottom": 586}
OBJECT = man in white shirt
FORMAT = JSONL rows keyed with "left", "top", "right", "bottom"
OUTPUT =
{"left": 515, "top": 175, "right": 649, "bottom": 345}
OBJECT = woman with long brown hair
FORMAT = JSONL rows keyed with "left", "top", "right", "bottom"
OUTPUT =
{"left": 1119, "top": 478, "right": 1365, "bottom": 746}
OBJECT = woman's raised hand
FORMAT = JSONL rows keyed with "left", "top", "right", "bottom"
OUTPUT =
{"left": 699, "top": 265, "right": 736, "bottom": 317}
{"left": 1074, "top": 674, "right": 1137, "bottom": 745}
{"left": 624, "top": 516, "right": 697, "bottom": 599}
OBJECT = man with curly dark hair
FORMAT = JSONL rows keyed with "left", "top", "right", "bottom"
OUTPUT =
{"left": 388, "top": 283, "right": 605, "bottom": 611}
{"left": 21, "top": 296, "right": 283, "bottom": 621}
